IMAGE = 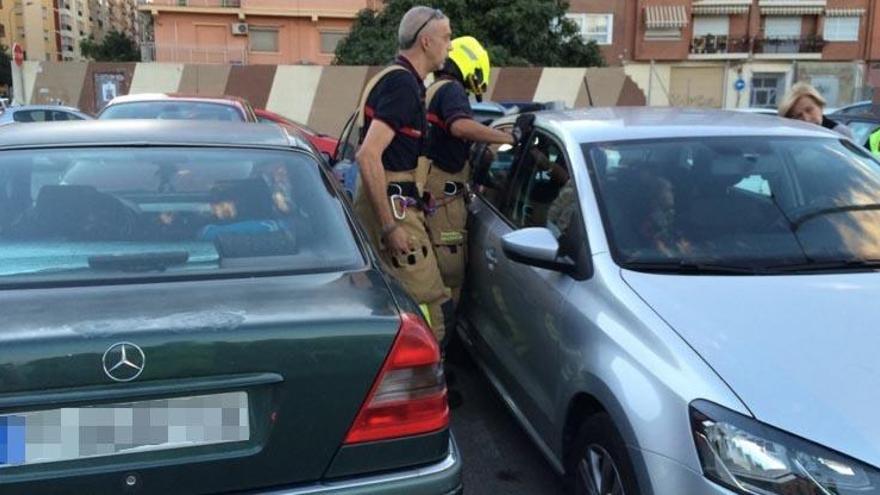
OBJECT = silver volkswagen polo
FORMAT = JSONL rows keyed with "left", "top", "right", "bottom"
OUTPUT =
{"left": 461, "top": 107, "right": 880, "bottom": 495}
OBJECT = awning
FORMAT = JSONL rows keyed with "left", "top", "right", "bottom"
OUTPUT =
{"left": 692, "top": 0, "right": 751, "bottom": 15}
{"left": 759, "top": 0, "right": 826, "bottom": 15}
{"left": 644, "top": 5, "right": 689, "bottom": 29}
{"left": 825, "top": 8, "right": 866, "bottom": 17}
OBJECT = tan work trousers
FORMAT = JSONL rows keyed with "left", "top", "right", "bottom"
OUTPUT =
{"left": 354, "top": 167, "right": 453, "bottom": 343}
{"left": 424, "top": 162, "right": 470, "bottom": 305}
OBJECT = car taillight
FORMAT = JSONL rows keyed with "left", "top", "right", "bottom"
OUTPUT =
{"left": 344, "top": 312, "right": 449, "bottom": 444}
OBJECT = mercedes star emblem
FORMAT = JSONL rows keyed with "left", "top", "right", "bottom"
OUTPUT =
{"left": 102, "top": 342, "right": 146, "bottom": 382}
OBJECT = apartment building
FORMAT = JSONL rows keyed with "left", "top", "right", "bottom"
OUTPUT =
{"left": 568, "top": 0, "right": 875, "bottom": 109}
{"left": 0, "top": 0, "right": 138, "bottom": 61}
{"left": 138, "top": 0, "right": 382, "bottom": 65}
{"left": 0, "top": 0, "right": 61, "bottom": 61}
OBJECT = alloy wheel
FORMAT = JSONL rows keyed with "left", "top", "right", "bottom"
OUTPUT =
{"left": 577, "top": 444, "right": 626, "bottom": 495}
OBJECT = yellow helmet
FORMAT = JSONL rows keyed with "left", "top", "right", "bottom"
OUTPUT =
{"left": 448, "top": 36, "right": 490, "bottom": 98}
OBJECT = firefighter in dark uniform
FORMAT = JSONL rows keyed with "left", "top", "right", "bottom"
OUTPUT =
{"left": 424, "top": 36, "right": 515, "bottom": 304}
{"left": 353, "top": 6, "right": 454, "bottom": 342}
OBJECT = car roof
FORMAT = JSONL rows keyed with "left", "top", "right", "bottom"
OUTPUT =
{"left": 105, "top": 93, "right": 247, "bottom": 106}
{"left": 0, "top": 119, "right": 312, "bottom": 150}
{"left": 502, "top": 107, "right": 841, "bottom": 143}
{"left": 8, "top": 105, "right": 85, "bottom": 112}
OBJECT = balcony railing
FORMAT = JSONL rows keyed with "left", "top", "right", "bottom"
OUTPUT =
{"left": 689, "top": 35, "right": 826, "bottom": 56}
{"left": 690, "top": 35, "right": 750, "bottom": 55}
{"left": 140, "top": 0, "right": 241, "bottom": 7}
{"left": 753, "top": 36, "right": 825, "bottom": 54}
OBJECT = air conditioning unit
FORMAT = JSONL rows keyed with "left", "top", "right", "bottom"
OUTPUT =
{"left": 231, "top": 22, "right": 248, "bottom": 35}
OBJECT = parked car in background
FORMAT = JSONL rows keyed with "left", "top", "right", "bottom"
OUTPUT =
{"left": 471, "top": 101, "right": 509, "bottom": 125}
{"left": 465, "top": 107, "right": 880, "bottom": 494}
{"left": 828, "top": 100, "right": 879, "bottom": 119}
{"left": 255, "top": 108, "right": 338, "bottom": 158}
{"left": 0, "top": 120, "right": 461, "bottom": 495}
{"left": 97, "top": 93, "right": 258, "bottom": 122}
{"left": 0, "top": 105, "right": 92, "bottom": 126}
{"left": 732, "top": 107, "right": 778, "bottom": 116}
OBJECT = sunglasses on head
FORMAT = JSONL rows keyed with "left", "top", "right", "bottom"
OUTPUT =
{"left": 410, "top": 8, "right": 444, "bottom": 45}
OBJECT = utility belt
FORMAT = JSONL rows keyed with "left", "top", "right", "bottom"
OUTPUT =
{"left": 384, "top": 160, "right": 431, "bottom": 220}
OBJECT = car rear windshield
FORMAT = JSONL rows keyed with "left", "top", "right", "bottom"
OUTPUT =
{"left": 584, "top": 136, "right": 880, "bottom": 271}
{"left": 100, "top": 102, "right": 245, "bottom": 121}
{"left": 0, "top": 147, "right": 363, "bottom": 284}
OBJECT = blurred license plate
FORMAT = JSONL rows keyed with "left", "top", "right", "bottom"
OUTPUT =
{"left": 0, "top": 391, "right": 249, "bottom": 468}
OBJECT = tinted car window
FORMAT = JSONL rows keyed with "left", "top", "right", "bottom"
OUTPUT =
{"left": 100, "top": 102, "right": 244, "bottom": 121}
{"left": 585, "top": 137, "right": 880, "bottom": 268}
{"left": 13, "top": 110, "right": 48, "bottom": 122}
{"left": 0, "top": 147, "right": 362, "bottom": 283}
{"left": 505, "top": 132, "right": 572, "bottom": 234}
{"left": 841, "top": 120, "right": 880, "bottom": 147}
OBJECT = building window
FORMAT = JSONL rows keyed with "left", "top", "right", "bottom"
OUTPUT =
{"left": 764, "top": 16, "right": 801, "bottom": 38}
{"left": 693, "top": 16, "right": 729, "bottom": 37}
{"left": 249, "top": 27, "right": 279, "bottom": 52}
{"left": 824, "top": 16, "right": 859, "bottom": 42}
{"left": 750, "top": 73, "right": 785, "bottom": 108}
{"left": 645, "top": 28, "right": 682, "bottom": 40}
{"left": 319, "top": 31, "right": 347, "bottom": 54}
{"left": 565, "top": 13, "right": 613, "bottom": 45}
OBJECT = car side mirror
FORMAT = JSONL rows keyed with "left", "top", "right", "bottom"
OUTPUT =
{"left": 501, "top": 227, "right": 577, "bottom": 274}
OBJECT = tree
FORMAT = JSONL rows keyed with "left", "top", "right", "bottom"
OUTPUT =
{"left": 335, "top": 0, "right": 604, "bottom": 68}
{"left": 80, "top": 31, "right": 141, "bottom": 62}
{"left": 0, "top": 45, "right": 12, "bottom": 90}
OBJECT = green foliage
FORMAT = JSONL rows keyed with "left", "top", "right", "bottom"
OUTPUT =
{"left": 80, "top": 31, "right": 141, "bottom": 62}
{"left": 0, "top": 45, "right": 11, "bottom": 89}
{"left": 334, "top": 0, "right": 604, "bottom": 68}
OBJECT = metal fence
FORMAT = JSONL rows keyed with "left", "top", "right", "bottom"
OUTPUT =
{"left": 141, "top": 43, "right": 248, "bottom": 64}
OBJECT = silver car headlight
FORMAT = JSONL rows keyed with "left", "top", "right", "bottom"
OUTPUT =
{"left": 690, "top": 400, "right": 880, "bottom": 495}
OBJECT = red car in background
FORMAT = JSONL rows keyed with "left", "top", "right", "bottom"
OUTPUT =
{"left": 255, "top": 109, "right": 339, "bottom": 158}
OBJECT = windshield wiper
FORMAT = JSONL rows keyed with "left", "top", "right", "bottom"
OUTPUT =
{"left": 621, "top": 260, "right": 766, "bottom": 275}
{"left": 765, "top": 258, "right": 880, "bottom": 273}
{"left": 88, "top": 251, "right": 190, "bottom": 272}
{"left": 791, "top": 204, "right": 880, "bottom": 231}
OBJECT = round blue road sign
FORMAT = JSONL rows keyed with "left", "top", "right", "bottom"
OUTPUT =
{"left": 734, "top": 78, "right": 746, "bottom": 92}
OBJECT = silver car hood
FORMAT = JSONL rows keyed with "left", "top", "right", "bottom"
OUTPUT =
{"left": 621, "top": 269, "right": 880, "bottom": 468}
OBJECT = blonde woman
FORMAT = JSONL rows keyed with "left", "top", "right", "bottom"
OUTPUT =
{"left": 778, "top": 82, "right": 854, "bottom": 139}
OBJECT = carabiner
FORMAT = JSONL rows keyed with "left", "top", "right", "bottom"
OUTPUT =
{"left": 390, "top": 194, "right": 407, "bottom": 220}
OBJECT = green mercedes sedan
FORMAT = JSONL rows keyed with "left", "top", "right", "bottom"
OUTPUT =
{"left": 0, "top": 120, "right": 461, "bottom": 495}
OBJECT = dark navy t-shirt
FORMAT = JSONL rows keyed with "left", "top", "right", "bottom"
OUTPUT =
{"left": 362, "top": 56, "right": 426, "bottom": 172}
{"left": 426, "top": 79, "right": 474, "bottom": 174}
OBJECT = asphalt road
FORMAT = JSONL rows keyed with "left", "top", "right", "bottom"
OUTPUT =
{"left": 445, "top": 342, "right": 567, "bottom": 495}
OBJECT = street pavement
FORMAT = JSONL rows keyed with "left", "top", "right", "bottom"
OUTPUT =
{"left": 446, "top": 342, "right": 567, "bottom": 495}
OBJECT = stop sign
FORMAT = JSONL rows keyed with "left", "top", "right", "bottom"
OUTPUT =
{"left": 12, "top": 43, "right": 23, "bottom": 66}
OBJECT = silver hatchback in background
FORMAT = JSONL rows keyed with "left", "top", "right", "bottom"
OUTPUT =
{"left": 462, "top": 107, "right": 880, "bottom": 494}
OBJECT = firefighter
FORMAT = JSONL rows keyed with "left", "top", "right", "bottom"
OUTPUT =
{"left": 353, "top": 6, "right": 455, "bottom": 342}
{"left": 423, "top": 36, "right": 515, "bottom": 304}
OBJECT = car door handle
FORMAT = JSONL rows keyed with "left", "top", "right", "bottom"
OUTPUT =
{"left": 485, "top": 247, "right": 498, "bottom": 263}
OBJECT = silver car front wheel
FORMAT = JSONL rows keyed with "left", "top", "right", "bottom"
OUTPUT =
{"left": 567, "top": 413, "right": 639, "bottom": 495}
{"left": 578, "top": 444, "right": 625, "bottom": 495}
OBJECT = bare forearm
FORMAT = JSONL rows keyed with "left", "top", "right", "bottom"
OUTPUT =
{"left": 451, "top": 119, "right": 514, "bottom": 145}
{"left": 359, "top": 152, "right": 394, "bottom": 227}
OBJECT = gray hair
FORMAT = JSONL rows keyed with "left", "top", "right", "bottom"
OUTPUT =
{"left": 398, "top": 6, "right": 445, "bottom": 50}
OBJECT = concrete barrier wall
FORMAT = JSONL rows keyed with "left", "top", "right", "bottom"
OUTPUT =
{"left": 18, "top": 62, "right": 646, "bottom": 136}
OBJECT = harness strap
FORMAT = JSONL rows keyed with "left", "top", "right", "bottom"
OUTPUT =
{"left": 355, "top": 65, "right": 408, "bottom": 139}
{"left": 425, "top": 79, "right": 454, "bottom": 132}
